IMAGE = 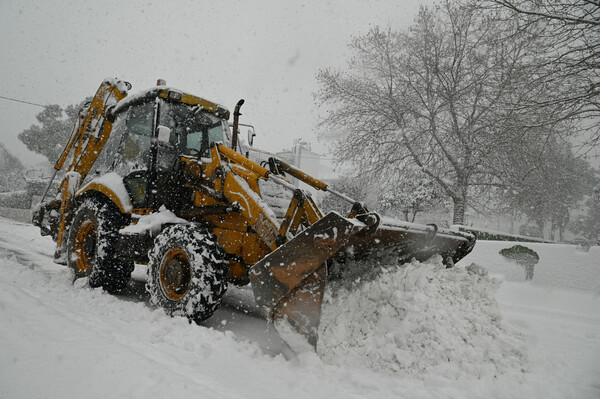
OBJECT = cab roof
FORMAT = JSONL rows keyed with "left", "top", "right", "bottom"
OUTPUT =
{"left": 111, "top": 86, "right": 230, "bottom": 120}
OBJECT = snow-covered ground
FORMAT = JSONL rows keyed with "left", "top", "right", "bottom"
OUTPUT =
{"left": 0, "top": 216, "right": 599, "bottom": 399}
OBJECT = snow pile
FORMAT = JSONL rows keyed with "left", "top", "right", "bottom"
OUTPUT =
{"left": 317, "top": 256, "right": 527, "bottom": 378}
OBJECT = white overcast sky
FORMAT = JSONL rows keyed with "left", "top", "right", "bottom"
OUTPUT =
{"left": 0, "top": 0, "right": 431, "bottom": 167}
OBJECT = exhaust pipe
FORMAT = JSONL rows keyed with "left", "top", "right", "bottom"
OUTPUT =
{"left": 231, "top": 99, "right": 245, "bottom": 152}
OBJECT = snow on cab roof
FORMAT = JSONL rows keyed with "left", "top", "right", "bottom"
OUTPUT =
{"left": 111, "top": 85, "right": 230, "bottom": 120}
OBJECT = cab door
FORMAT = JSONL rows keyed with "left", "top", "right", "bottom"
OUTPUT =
{"left": 112, "top": 101, "right": 155, "bottom": 209}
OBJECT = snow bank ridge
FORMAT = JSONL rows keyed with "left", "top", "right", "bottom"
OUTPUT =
{"left": 318, "top": 256, "right": 528, "bottom": 379}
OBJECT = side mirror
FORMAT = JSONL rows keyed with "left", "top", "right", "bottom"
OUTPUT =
{"left": 247, "top": 129, "right": 256, "bottom": 147}
{"left": 156, "top": 125, "right": 172, "bottom": 146}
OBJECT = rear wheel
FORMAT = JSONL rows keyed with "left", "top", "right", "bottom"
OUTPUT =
{"left": 146, "top": 224, "right": 228, "bottom": 322}
{"left": 66, "top": 198, "right": 133, "bottom": 293}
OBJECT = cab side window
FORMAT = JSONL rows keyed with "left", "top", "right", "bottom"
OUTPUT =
{"left": 113, "top": 102, "right": 154, "bottom": 175}
{"left": 88, "top": 112, "right": 126, "bottom": 179}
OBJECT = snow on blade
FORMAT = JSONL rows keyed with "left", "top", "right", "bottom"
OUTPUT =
{"left": 318, "top": 256, "right": 528, "bottom": 378}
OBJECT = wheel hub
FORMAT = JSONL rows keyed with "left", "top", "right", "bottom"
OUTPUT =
{"left": 74, "top": 219, "right": 96, "bottom": 273}
{"left": 159, "top": 248, "right": 191, "bottom": 301}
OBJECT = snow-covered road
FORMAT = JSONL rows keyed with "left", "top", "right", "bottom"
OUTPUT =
{"left": 1, "top": 217, "right": 599, "bottom": 399}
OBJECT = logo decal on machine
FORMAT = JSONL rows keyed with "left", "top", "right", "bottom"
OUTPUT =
{"left": 253, "top": 213, "right": 278, "bottom": 248}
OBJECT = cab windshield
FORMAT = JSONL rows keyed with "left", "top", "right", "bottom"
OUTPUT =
{"left": 159, "top": 100, "right": 229, "bottom": 159}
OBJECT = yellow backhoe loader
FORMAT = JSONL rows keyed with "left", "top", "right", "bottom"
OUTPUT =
{"left": 33, "top": 78, "right": 476, "bottom": 347}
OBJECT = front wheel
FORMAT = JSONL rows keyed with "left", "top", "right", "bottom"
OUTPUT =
{"left": 146, "top": 224, "right": 228, "bottom": 322}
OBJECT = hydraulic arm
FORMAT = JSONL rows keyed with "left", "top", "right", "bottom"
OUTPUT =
{"left": 34, "top": 79, "right": 129, "bottom": 250}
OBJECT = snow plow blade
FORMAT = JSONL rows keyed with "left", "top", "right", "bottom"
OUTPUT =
{"left": 249, "top": 212, "right": 475, "bottom": 348}
{"left": 249, "top": 212, "right": 366, "bottom": 347}
{"left": 341, "top": 218, "right": 476, "bottom": 266}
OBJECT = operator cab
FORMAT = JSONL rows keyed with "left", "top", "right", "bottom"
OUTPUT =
{"left": 156, "top": 101, "right": 230, "bottom": 169}
{"left": 99, "top": 86, "right": 230, "bottom": 210}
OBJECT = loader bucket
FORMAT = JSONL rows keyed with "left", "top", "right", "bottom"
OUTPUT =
{"left": 249, "top": 212, "right": 476, "bottom": 348}
{"left": 249, "top": 212, "right": 365, "bottom": 346}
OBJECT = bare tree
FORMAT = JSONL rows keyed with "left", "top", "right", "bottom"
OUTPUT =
{"left": 490, "top": 0, "right": 600, "bottom": 144}
{"left": 499, "top": 134, "right": 596, "bottom": 240}
{"left": 319, "top": 174, "right": 375, "bottom": 215}
{"left": 570, "top": 193, "right": 600, "bottom": 242}
{"left": 317, "top": 1, "right": 555, "bottom": 224}
{"left": 0, "top": 143, "right": 25, "bottom": 192}
{"left": 378, "top": 170, "right": 444, "bottom": 222}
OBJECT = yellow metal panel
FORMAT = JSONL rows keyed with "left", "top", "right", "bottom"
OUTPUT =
{"left": 222, "top": 173, "right": 279, "bottom": 251}
{"left": 231, "top": 165, "right": 262, "bottom": 194}
{"left": 158, "top": 90, "right": 220, "bottom": 114}
{"left": 214, "top": 228, "right": 244, "bottom": 256}
{"left": 241, "top": 232, "right": 269, "bottom": 265}
{"left": 193, "top": 191, "right": 221, "bottom": 207}
{"left": 218, "top": 145, "right": 270, "bottom": 178}
{"left": 226, "top": 261, "right": 248, "bottom": 283}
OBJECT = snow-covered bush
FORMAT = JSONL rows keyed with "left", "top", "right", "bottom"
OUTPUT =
{"left": 499, "top": 245, "right": 539, "bottom": 266}
{"left": 499, "top": 245, "right": 539, "bottom": 280}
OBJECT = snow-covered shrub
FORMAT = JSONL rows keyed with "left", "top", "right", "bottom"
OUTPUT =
{"left": 499, "top": 245, "right": 539, "bottom": 266}
{"left": 499, "top": 245, "right": 540, "bottom": 280}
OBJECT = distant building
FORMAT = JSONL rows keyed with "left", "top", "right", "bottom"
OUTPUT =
{"left": 276, "top": 139, "right": 322, "bottom": 187}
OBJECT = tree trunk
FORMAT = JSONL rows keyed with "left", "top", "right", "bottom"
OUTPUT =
{"left": 452, "top": 198, "right": 466, "bottom": 225}
{"left": 559, "top": 225, "right": 565, "bottom": 242}
{"left": 536, "top": 220, "right": 545, "bottom": 239}
{"left": 410, "top": 211, "right": 417, "bottom": 223}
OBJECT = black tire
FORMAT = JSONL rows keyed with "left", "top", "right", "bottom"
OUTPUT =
{"left": 66, "top": 198, "right": 133, "bottom": 293}
{"left": 146, "top": 224, "right": 228, "bottom": 322}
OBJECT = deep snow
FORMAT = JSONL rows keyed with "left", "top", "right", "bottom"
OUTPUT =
{"left": 317, "top": 259, "right": 528, "bottom": 378}
{"left": 0, "top": 216, "right": 599, "bottom": 398}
